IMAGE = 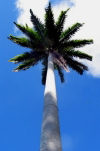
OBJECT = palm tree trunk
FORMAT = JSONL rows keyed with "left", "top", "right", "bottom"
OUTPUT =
{"left": 40, "top": 53, "right": 62, "bottom": 151}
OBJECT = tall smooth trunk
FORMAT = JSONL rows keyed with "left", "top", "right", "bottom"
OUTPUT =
{"left": 40, "top": 53, "right": 62, "bottom": 151}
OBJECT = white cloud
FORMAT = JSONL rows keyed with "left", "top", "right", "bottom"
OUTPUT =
{"left": 15, "top": 0, "right": 48, "bottom": 26}
{"left": 15, "top": 0, "right": 100, "bottom": 77}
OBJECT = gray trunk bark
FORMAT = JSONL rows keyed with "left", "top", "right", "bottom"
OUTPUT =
{"left": 40, "top": 53, "right": 62, "bottom": 151}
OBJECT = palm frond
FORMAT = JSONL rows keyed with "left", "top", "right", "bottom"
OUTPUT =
{"left": 56, "top": 65, "right": 64, "bottom": 82}
{"left": 56, "top": 8, "right": 70, "bottom": 38}
{"left": 9, "top": 52, "right": 31, "bottom": 63}
{"left": 13, "top": 58, "right": 36, "bottom": 72}
{"left": 64, "top": 56, "right": 88, "bottom": 74}
{"left": 13, "top": 52, "right": 43, "bottom": 72}
{"left": 14, "top": 22, "right": 41, "bottom": 41}
{"left": 10, "top": 51, "right": 44, "bottom": 71}
{"left": 8, "top": 35, "right": 45, "bottom": 50}
{"left": 60, "top": 23, "right": 84, "bottom": 42}
{"left": 52, "top": 52, "right": 69, "bottom": 72}
{"left": 30, "top": 9, "right": 45, "bottom": 39}
{"left": 61, "top": 39, "right": 93, "bottom": 49}
{"left": 41, "top": 57, "right": 48, "bottom": 85}
{"left": 8, "top": 35, "right": 32, "bottom": 48}
{"left": 42, "top": 65, "right": 47, "bottom": 85}
{"left": 45, "top": 2, "right": 57, "bottom": 42}
{"left": 64, "top": 49, "right": 92, "bottom": 61}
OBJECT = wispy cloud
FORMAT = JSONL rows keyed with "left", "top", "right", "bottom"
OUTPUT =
{"left": 64, "top": 0, "right": 100, "bottom": 77}
{"left": 64, "top": 0, "right": 75, "bottom": 7}
{"left": 15, "top": 0, "right": 100, "bottom": 77}
{"left": 15, "top": 0, "right": 49, "bottom": 26}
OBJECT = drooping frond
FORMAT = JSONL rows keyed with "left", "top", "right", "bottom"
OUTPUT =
{"left": 52, "top": 51, "right": 69, "bottom": 72}
{"left": 56, "top": 65, "right": 64, "bottom": 82}
{"left": 45, "top": 2, "right": 56, "bottom": 42}
{"left": 13, "top": 58, "right": 36, "bottom": 72}
{"left": 10, "top": 51, "right": 44, "bottom": 72}
{"left": 14, "top": 22, "right": 41, "bottom": 41}
{"left": 64, "top": 56, "right": 88, "bottom": 74}
{"left": 60, "top": 23, "right": 84, "bottom": 42}
{"left": 56, "top": 8, "right": 70, "bottom": 38}
{"left": 13, "top": 51, "right": 44, "bottom": 72}
{"left": 9, "top": 52, "right": 31, "bottom": 63}
{"left": 8, "top": 35, "right": 32, "bottom": 48}
{"left": 42, "top": 55, "right": 65, "bottom": 84}
{"left": 8, "top": 34, "right": 45, "bottom": 50}
{"left": 42, "top": 58, "right": 48, "bottom": 85}
{"left": 65, "top": 49, "right": 92, "bottom": 61}
{"left": 42, "top": 65, "right": 47, "bottom": 85}
{"left": 61, "top": 39, "right": 93, "bottom": 49}
{"left": 30, "top": 9, "right": 45, "bottom": 40}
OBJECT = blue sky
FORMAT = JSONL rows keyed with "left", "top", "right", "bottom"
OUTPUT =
{"left": 0, "top": 0, "right": 100, "bottom": 151}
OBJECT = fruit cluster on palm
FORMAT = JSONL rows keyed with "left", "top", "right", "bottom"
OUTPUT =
{"left": 8, "top": 2, "right": 93, "bottom": 84}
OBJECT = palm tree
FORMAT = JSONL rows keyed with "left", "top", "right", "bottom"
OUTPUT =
{"left": 8, "top": 2, "right": 93, "bottom": 151}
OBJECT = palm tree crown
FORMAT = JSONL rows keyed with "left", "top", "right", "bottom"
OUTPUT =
{"left": 8, "top": 2, "right": 93, "bottom": 85}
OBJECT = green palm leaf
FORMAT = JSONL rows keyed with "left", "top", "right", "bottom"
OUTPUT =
{"left": 56, "top": 65, "right": 64, "bottom": 82}
{"left": 30, "top": 9, "right": 45, "bottom": 40}
{"left": 13, "top": 58, "right": 36, "bottom": 72}
{"left": 8, "top": 35, "right": 45, "bottom": 50}
{"left": 14, "top": 22, "right": 41, "bottom": 41}
{"left": 41, "top": 57, "right": 48, "bottom": 85}
{"left": 65, "top": 56, "right": 88, "bottom": 74}
{"left": 42, "top": 64, "right": 47, "bottom": 85}
{"left": 8, "top": 35, "right": 32, "bottom": 48}
{"left": 45, "top": 2, "right": 57, "bottom": 45}
{"left": 65, "top": 50, "right": 92, "bottom": 61}
{"left": 56, "top": 8, "right": 70, "bottom": 39}
{"left": 61, "top": 39, "right": 93, "bottom": 49}
{"left": 9, "top": 51, "right": 43, "bottom": 63}
{"left": 9, "top": 52, "right": 31, "bottom": 63}
{"left": 60, "top": 23, "right": 84, "bottom": 42}
{"left": 13, "top": 52, "right": 44, "bottom": 72}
